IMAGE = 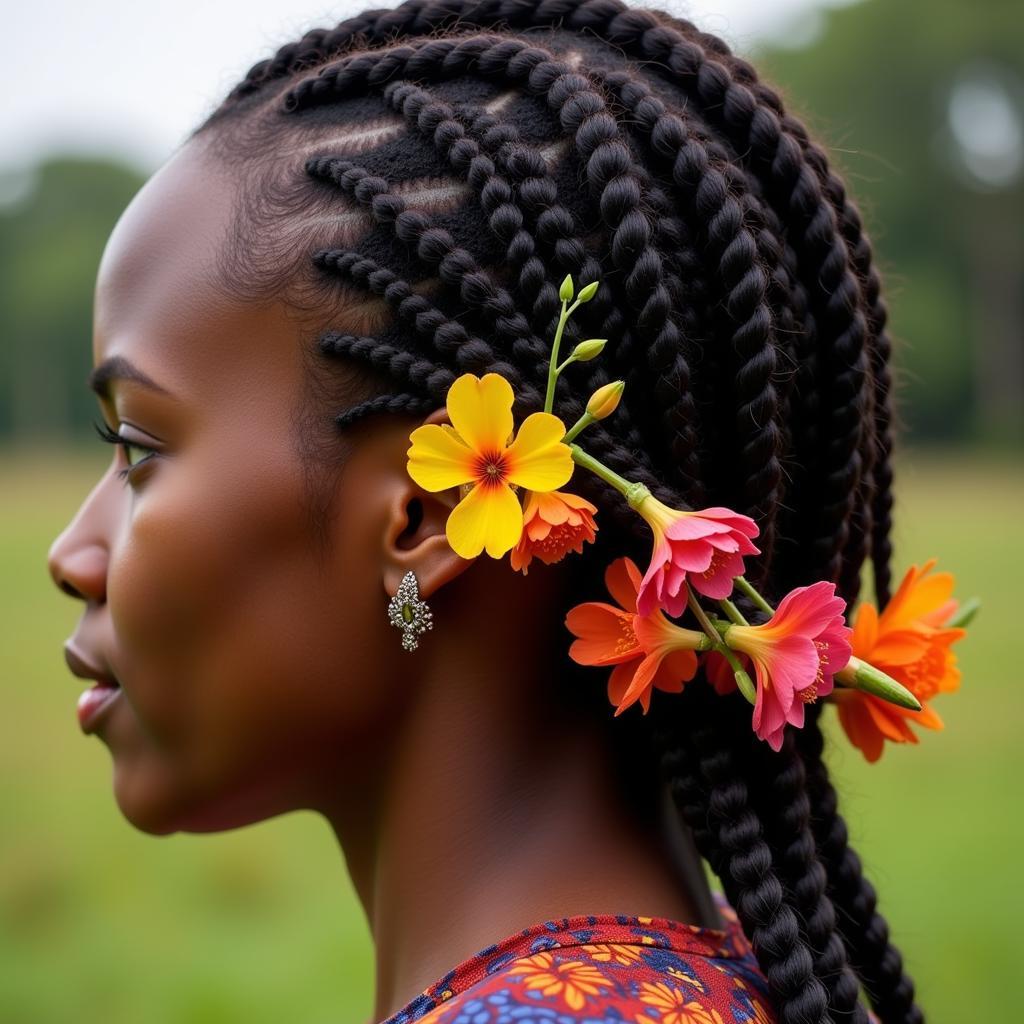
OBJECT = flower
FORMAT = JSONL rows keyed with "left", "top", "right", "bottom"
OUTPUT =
{"left": 406, "top": 372, "right": 573, "bottom": 558}
{"left": 565, "top": 556, "right": 707, "bottom": 716}
{"left": 833, "top": 559, "right": 965, "bottom": 762}
{"left": 630, "top": 493, "right": 760, "bottom": 615}
{"left": 724, "top": 581, "right": 852, "bottom": 750}
{"left": 509, "top": 489, "right": 598, "bottom": 574}
{"left": 506, "top": 951, "right": 610, "bottom": 1010}
{"left": 637, "top": 980, "right": 725, "bottom": 1024}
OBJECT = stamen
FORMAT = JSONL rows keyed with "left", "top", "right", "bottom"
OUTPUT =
{"left": 614, "top": 614, "right": 638, "bottom": 655}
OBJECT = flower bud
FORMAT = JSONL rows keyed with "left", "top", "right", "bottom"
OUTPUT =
{"left": 835, "top": 655, "right": 922, "bottom": 710}
{"left": 570, "top": 339, "right": 607, "bottom": 362}
{"left": 586, "top": 380, "right": 625, "bottom": 420}
{"left": 577, "top": 280, "right": 599, "bottom": 303}
{"left": 559, "top": 274, "right": 574, "bottom": 302}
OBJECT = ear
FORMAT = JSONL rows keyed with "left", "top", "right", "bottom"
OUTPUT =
{"left": 380, "top": 407, "right": 476, "bottom": 602}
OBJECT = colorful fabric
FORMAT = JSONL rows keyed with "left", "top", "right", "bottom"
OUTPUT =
{"left": 377, "top": 892, "right": 884, "bottom": 1023}
{"left": 378, "top": 893, "right": 778, "bottom": 1024}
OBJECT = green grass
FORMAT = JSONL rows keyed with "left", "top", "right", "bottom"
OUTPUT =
{"left": 1, "top": 446, "right": 1018, "bottom": 1023}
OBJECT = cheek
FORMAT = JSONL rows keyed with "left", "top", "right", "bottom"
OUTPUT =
{"left": 104, "top": 445, "right": 397, "bottom": 785}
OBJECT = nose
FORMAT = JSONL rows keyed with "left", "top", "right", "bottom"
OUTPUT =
{"left": 47, "top": 481, "right": 112, "bottom": 604}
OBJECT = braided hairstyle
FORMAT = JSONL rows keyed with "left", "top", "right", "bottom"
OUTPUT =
{"left": 189, "top": 3, "right": 919, "bottom": 1021}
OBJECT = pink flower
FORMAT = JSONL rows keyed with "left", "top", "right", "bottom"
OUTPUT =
{"left": 631, "top": 493, "right": 760, "bottom": 616}
{"left": 724, "top": 581, "right": 853, "bottom": 750}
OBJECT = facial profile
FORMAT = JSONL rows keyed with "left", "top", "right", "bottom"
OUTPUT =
{"left": 45, "top": 135, "right": 494, "bottom": 837}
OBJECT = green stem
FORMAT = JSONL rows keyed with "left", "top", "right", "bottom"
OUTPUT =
{"left": 569, "top": 444, "right": 642, "bottom": 501}
{"left": 562, "top": 413, "right": 595, "bottom": 444}
{"left": 543, "top": 297, "right": 582, "bottom": 414}
{"left": 688, "top": 587, "right": 756, "bottom": 706}
{"left": 734, "top": 575, "right": 775, "bottom": 617}
{"left": 718, "top": 598, "right": 749, "bottom": 626}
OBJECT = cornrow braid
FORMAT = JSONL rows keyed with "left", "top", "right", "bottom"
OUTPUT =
{"left": 192, "top": 3, "right": 916, "bottom": 1021}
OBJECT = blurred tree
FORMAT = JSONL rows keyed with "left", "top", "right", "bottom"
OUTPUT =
{"left": 0, "top": 158, "right": 146, "bottom": 444}
{"left": 755, "top": 0, "right": 1024, "bottom": 445}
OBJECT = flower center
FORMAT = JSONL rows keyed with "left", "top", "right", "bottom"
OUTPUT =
{"left": 475, "top": 449, "right": 509, "bottom": 488}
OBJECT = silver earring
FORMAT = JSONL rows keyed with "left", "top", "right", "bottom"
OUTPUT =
{"left": 387, "top": 570, "right": 434, "bottom": 652}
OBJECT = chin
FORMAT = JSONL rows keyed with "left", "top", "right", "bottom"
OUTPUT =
{"left": 113, "top": 764, "right": 297, "bottom": 836}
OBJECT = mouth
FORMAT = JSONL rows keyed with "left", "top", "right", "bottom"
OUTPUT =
{"left": 76, "top": 681, "right": 122, "bottom": 734}
{"left": 64, "top": 641, "right": 123, "bottom": 734}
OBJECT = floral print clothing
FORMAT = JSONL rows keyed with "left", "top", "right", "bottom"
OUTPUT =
{"left": 377, "top": 893, "right": 778, "bottom": 1024}
{"left": 376, "top": 893, "right": 884, "bottom": 1023}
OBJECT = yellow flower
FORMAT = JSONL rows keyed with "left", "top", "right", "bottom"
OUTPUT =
{"left": 407, "top": 373, "right": 574, "bottom": 558}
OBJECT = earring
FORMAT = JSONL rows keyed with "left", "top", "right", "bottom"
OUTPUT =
{"left": 387, "top": 570, "right": 434, "bottom": 652}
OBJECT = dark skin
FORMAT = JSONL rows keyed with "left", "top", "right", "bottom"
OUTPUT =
{"left": 47, "top": 136, "right": 723, "bottom": 1021}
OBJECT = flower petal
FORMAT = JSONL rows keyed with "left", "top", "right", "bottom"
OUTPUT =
{"left": 445, "top": 481, "right": 523, "bottom": 558}
{"left": 504, "top": 412, "right": 574, "bottom": 491}
{"left": 407, "top": 422, "right": 477, "bottom": 491}
{"left": 604, "top": 557, "right": 641, "bottom": 613}
{"left": 446, "top": 372, "right": 515, "bottom": 455}
{"left": 566, "top": 602, "right": 640, "bottom": 665}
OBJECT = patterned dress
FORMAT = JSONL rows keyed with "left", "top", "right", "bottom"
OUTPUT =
{"left": 378, "top": 893, "right": 779, "bottom": 1024}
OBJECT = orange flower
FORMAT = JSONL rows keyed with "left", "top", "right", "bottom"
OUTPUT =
{"left": 509, "top": 489, "right": 598, "bottom": 574}
{"left": 636, "top": 981, "right": 725, "bottom": 1024}
{"left": 565, "top": 556, "right": 708, "bottom": 716}
{"left": 834, "top": 559, "right": 966, "bottom": 762}
{"left": 507, "top": 951, "right": 610, "bottom": 1010}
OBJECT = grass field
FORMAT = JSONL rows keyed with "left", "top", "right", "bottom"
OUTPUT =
{"left": 1, "top": 446, "right": 1019, "bottom": 1023}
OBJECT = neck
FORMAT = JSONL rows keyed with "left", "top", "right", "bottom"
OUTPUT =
{"left": 320, "top": 573, "right": 722, "bottom": 1022}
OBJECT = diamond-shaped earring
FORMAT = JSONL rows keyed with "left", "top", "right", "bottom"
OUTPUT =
{"left": 387, "top": 570, "right": 434, "bottom": 652}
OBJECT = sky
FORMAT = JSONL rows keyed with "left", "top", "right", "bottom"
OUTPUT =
{"left": 3, "top": 0, "right": 855, "bottom": 179}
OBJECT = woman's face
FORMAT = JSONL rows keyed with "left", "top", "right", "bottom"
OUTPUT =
{"left": 47, "top": 138, "right": 429, "bottom": 835}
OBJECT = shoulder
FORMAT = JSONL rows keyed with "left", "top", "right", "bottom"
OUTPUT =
{"left": 412, "top": 939, "right": 777, "bottom": 1024}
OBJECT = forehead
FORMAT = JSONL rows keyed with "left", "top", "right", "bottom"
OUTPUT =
{"left": 92, "top": 138, "right": 296, "bottom": 403}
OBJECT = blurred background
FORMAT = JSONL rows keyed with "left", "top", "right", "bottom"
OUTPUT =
{"left": 1, "top": 0, "right": 1020, "bottom": 1021}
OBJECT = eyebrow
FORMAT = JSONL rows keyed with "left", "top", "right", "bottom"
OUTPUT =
{"left": 87, "top": 356, "right": 174, "bottom": 400}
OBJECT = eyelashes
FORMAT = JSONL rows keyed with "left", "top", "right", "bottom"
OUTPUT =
{"left": 91, "top": 419, "right": 159, "bottom": 481}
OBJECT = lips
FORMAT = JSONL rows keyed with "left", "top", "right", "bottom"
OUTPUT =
{"left": 76, "top": 683, "right": 122, "bottom": 733}
{"left": 64, "top": 640, "right": 122, "bottom": 734}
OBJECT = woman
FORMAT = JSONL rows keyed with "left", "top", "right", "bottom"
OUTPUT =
{"left": 48, "top": 1, "right": 931, "bottom": 1021}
